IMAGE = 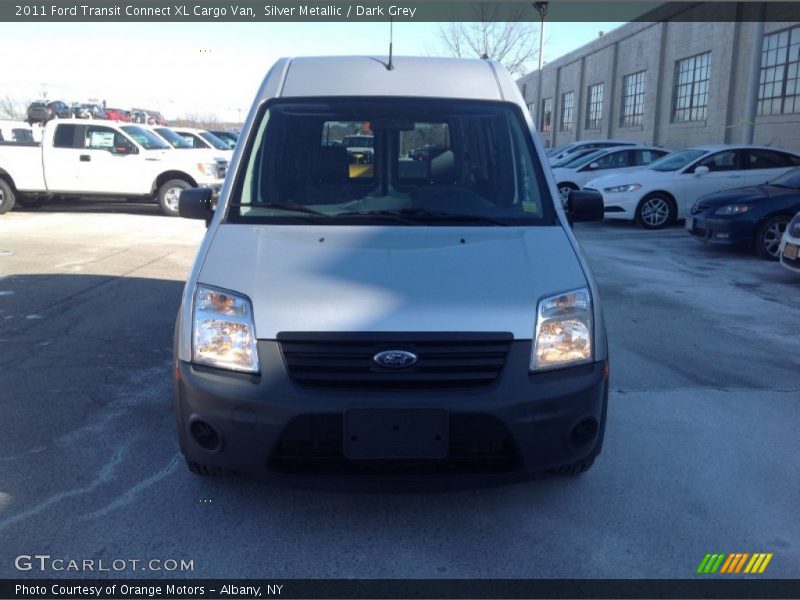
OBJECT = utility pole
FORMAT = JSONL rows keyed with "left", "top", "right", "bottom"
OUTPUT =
{"left": 743, "top": 3, "right": 766, "bottom": 144}
{"left": 533, "top": 2, "right": 548, "bottom": 71}
{"left": 532, "top": 2, "right": 548, "bottom": 136}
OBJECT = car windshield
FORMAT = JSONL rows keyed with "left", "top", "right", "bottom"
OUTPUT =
{"left": 550, "top": 148, "right": 597, "bottom": 167}
{"left": 120, "top": 125, "right": 170, "bottom": 150}
{"left": 199, "top": 131, "right": 231, "bottom": 150}
{"left": 770, "top": 167, "right": 800, "bottom": 188}
{"left": 229, "top": 98, "right": 555, "bottom": 226}
{"left": 562, "top": 149, "right": 609, "bottom": 168}
{"left": 154, "top": 127, "right": 193, "bottom": 149}
{"left": 648, "top": 149, "right": 707, "bottom": 172}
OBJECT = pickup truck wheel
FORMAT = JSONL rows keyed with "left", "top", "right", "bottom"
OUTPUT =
{"left": 157, "top": 179, "right": 191, "bottom": 217}
{"left": 0, "top": 180, "right": 16, "bottom": 214}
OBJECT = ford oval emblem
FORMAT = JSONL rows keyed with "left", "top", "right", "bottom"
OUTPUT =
{"left": 373, "top": 350, "right": 418, "bottom": 368}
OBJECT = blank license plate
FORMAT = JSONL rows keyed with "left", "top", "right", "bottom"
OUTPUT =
{"left": 784, "top": 243, "right": 798, "bottom": 260}
{"left": 343, "top": 409, "right": 449, "bottom": 460}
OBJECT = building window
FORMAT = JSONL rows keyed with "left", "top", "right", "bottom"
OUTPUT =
{"left": 621, "top": 71, "right": 646, "bottom": 127}
{"left": 560, "top": 91, "right": 575, "bottom": 132}
{"left": 758, "top": 25, "right": 800, "bottom": 115}
{"left": 540, "top": 97, "right": 552, "bottom": 133}
{"left": 585, "top": 83, "right": 604, "bottom": 129}
{"left": 673, "top": 52, "right": 710, "bottom": 122}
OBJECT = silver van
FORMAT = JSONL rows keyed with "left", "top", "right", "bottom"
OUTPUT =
{"left": 174, "top": 56, "right": 608, "bottom": 478}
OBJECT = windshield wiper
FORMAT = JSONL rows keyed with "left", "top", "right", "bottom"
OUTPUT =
{"left": 230, "top": 203, "right": 331, "bottom": 218}
{"left": 332, "top": 210, "right": 420, "bottom": 225}
{"left": 393, "top": 208, "right": 510, "bottom": 226}
{"left": 771, "top": 183, "right": 800, "bottom": 190}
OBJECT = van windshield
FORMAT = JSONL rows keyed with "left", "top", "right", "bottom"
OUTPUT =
{"left": 229, "top": 99, "right": 555, "bottom": 226}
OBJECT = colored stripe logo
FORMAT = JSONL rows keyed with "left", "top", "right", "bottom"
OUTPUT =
{"left": 697, "top": 553, "right": 773, "bottom": 574}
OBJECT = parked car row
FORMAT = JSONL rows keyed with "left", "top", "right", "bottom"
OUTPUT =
{"left": 25, "top": 100, "right": 169, "bottom": 126}
{"left": 546, "top": 138, "right": 800, "bottom": 268}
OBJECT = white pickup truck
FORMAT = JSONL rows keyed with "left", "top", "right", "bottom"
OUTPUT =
{"left": 0, "top": 119, "right": 226, "bottom": 216}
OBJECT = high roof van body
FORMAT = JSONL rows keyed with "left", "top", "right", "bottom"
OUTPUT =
{"left": 174, "top": 56, "right": 608, "bottom": 479}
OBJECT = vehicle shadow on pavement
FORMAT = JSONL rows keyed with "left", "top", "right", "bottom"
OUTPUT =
{"left": 15, "top": 197, "right": 163, "bottom": 216}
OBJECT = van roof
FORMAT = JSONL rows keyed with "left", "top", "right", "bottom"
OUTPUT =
{"left": 265, "top": 56, "right": 514, "bottom": 102}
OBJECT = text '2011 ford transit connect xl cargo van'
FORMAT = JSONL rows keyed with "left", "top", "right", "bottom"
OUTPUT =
{"left": 174, "top": 56, "right": 608, "bottom": 479}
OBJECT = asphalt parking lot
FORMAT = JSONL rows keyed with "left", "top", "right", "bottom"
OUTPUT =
{"left": 1, "top": 200, "right": 799, "bottom": 579}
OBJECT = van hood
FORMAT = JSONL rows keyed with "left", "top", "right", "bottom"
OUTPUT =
{"left": 197, "top": 224, "right": 588, "bottom": 339}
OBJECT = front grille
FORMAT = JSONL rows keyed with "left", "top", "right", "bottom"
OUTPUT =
{"left": 278, "top": 332, "right": 512, "bottom": 389}
{"left": 269, "top": 413, "right": 521, "bottom": 474}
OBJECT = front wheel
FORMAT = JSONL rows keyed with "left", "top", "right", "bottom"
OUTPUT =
{"left": 558, "top": 183, "right": 578, "bottom": 203}
{"left": 635, "top": 194, "right": 675, "bottom": 229}
{"left": 157, "top": 179, "right": 191, "bottom": 217}
{"left": 0, "top": 179, "right": 16, "bottom": 214}
{"left": 754, "top": 215, "right": 789, "bottom": 260}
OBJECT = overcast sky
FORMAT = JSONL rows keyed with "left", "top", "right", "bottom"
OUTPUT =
{"left": 0, "top": 21, "right": 623, "bottom": 122}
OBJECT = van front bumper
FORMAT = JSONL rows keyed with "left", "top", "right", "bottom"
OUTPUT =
{"left": 173, "top": 341, "right": 608, "bottom": 477}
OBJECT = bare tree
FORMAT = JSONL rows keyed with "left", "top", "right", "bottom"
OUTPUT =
{"left": 0, "top": 96, "right": 27, "bottom": 121}
{"left": 435, "top": 3, "right": 541, "bottom": 76}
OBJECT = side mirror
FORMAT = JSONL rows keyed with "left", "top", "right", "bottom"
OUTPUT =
{"left": 694, "top": 165, "right": 710, "bottom": 176}
{"left": 179, "top": 187, "right": 214, "bottom": 224}
{"left": 566, "top": 189, "right": 604, "bottom": 223}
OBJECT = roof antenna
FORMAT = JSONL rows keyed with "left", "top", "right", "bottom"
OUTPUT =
{"left": 387, "top": 17, "right": 395, "bottom": 70}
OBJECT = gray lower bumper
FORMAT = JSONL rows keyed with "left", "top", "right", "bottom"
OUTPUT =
{"left": 173, "top": 340, "right": 608, "bottom": 476}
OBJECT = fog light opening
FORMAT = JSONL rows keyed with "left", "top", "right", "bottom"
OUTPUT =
{"left": 190, "top": 419, "right": 222, "bottom": 452}
{"left": 570, "top": 418, "right": 598, "bottom": 447}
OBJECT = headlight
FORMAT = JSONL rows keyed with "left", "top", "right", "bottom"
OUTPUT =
{"left": 196, "top": 162, "right": 218, "bottom": 177}
{"left": 531, "top": 288, "right": 593, "bottom": 371}
{"left": 603, "top": 183, "right": 641, "bottom": 193}
{"left": 714, "top": 204, "right": 751, "bottom": 215}
{"left": 790, "top": 213, "right": 800, "bottom": 237}
{"left": 192, "top": 285, "right": 259, "bottom": 373}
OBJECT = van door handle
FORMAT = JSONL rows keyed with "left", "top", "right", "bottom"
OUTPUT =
{"left": 80, "top": 155, "right": 91, "bottom": 162}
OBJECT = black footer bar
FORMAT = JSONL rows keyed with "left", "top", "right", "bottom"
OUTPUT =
{"left": 3, "top": 579, "right": 800, "bottom": 599}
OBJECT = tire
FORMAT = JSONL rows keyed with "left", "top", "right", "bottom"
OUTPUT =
{"left": 754, "top": 215, "right": 789, "bottom": 261}
{"left": 157, "top": 179, "right": 191, "bottom": 217}
{"left": 558, "top": 182, "right": 578, "bottom": 203}
{"left": 186, "top": 459, "right": 227, "bottom": 477}
{"left": 635, "top": 193, "right": 676, "bottom": 229}
{"left": 0, "top": 179, "right": 16, "bottom": 214}
{"left": 15, "top": 196, "right": 45, "bottom": 210}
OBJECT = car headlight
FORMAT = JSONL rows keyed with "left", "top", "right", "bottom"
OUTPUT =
{"left": 531, "top": 288, "right": 593, "bottom": 371}
{"left": 790, "top": 213, "right": 800, "bottom": 237}
{"left": 196, "top": 162, "right": 219, "bottom": 177}
{"left": 192, "top": 285, "right": 259, "bottom": 373}
{"left": 603, "top": 183, "right": 641, "bottom": 193}
{"left": 714, "top": 204, "right": 751, "bottom": 216}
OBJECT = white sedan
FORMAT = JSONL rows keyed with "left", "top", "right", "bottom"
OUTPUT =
{"left": 552, "top": 145, "right": 669, "bottom": 199}
{"left": 584, "top": 145, "right": 800, "bottom": 229}
{"left": 779, "top": 210, "right": 800, "bottom": 274}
